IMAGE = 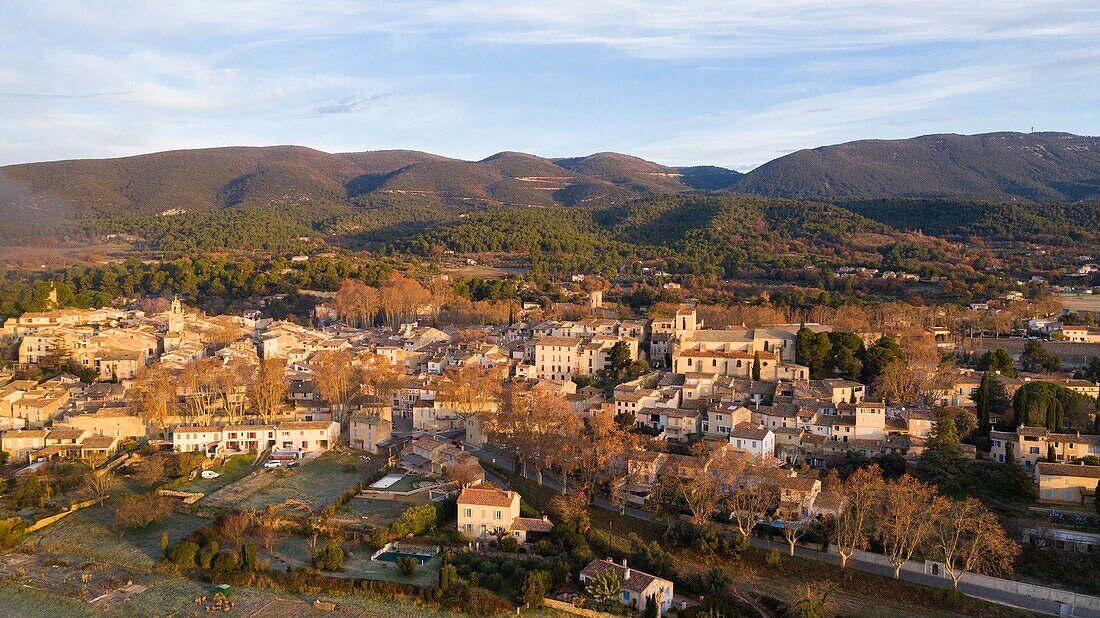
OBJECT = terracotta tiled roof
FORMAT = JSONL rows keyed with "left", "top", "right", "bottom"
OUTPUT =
{"left": 1036, "top": 462, "right": 1100, "bottom": 479}
{"left": 457, "top": 485, "right": 516, "bottom": 508}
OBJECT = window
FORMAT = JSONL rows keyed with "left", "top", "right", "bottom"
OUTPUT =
{"left": 465, "top": 508, "right": 472, "bottom": 518}
{"left": 494, "top": 510, "right": 502, "bottom": 520}
{"left": 1029, "top": 447, "right": 1040, "bottom": 455}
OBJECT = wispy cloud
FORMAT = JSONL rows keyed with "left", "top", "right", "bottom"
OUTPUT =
{"left": 636, "top": 64, "right": 1025, "bottom": 169}
{"left": 0, "top": 2, "right": 1098, "bottom": 165}
{"left": 314, "top": 93, "right": 394, "bottom": 115}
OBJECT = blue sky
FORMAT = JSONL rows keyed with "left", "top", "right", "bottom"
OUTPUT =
{"left": 1, "top": 1, "right": 1098, "bottom": 170}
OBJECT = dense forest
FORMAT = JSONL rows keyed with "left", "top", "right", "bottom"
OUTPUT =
{"left": 0, "top": 255, "right": 400, "bottom": 318}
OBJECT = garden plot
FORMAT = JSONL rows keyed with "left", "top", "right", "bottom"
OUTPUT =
{"left": 260, "top": 536, "right": 439, "bottom": 587}
{"left": 202, "top": 452, "right": 381, "bottom": 515}
{"left": 336, "top": 496, "right": 423, "bottom": 529}
{"left": 172, "top": 454, "right": 257, "bottom": 495}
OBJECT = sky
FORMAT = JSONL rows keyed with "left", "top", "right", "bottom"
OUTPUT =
{"left": 1, "top": 1, "right": 1099, "bottom": 170}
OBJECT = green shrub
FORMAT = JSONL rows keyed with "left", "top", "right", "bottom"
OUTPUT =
{"left": 765, "top": 549, "right": 781, "bottom": 567}
{"left": 239, "top": 542, "right": 257, "bottom": 571}
{"left": 212, "top": 550, "right": 238, "bottom": 573}
{"left": 396, "top": 556, "right": 418, "bottom": 576}
{"left": 198, "top": 540, "right": 219, "bottom": 569}
{"left": 499, "top": 536, "right": 520, "bottom": 552}
{"left": 313, "top": 543, "right": 345, "bottom": 571}
{"left": 167, "top": 541, "right": 199, "bottom": 568}
{"left": 440, "top": 564, "right": 459, "bottom": 590}
{"left": 520, "top": 569, "right": 552, "bottom": 608}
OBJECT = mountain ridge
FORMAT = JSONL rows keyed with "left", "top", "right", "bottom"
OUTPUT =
{"left": 2, "top": 132, "right": 1098, "bottom": 229}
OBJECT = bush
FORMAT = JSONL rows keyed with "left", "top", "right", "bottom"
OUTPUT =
{"left": 766, "top": 549, "right": 781, "bottom": 567}
{"left": 520, "top": 569, "right": 552, "bottom": 608}
{"left": 239, "top": 542, "right": 257, "bottom": 572}
{"left": 390, "top": 503, "right": 444, "bottom": 538}
{"left": 212, "top": 550, "right": 238, "bottom": 573}
{"left": 167, "top": 541, "right": 199, "bottom": 568}
{"left": 198, "top": 540, "right": 219, "bottom": 569}
{"left": 451, "top": 587, "right": 512, "bottom": 617}
{"left": 499, "top": 536, "right": 520, "bottom": 552}
{"left": 396, "top": 556, "right": 418, "bottom": 576}
{"left": 313, "top": 543, "right": 345, "bottom": 571}
{"left": 533, "top": 539, "right": 554, "bottom": 555}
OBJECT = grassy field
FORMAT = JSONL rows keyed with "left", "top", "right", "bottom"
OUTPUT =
{"left": 28, "top": 501, "right": 207, "bottom": 571}
{"left": 0, "top": 573, "right": 568, "bottom": 618}
{"left": 172, "top": 454, "right": 258, "bottom": 495}
{"left": 338, "top": 497, "right": 416, "bottom": 528}
{"left": 202, "top": 452, "right": 383, "bottom": 515}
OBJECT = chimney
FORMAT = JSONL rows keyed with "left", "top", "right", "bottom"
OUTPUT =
{"left": 622, "top": 558, "right": 630, "bottom": 579}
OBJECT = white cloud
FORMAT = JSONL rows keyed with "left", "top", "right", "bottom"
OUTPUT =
{"left": 635, "top": 64, "right": 1025, "bottom": 169}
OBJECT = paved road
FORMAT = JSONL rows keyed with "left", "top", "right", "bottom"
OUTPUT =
{"left": 464, "top": 445, "right": 1099, "bottom": 617}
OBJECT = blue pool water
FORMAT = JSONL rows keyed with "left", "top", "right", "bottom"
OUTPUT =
{"left": 374, "top": 551, "right": 432, "bottom": 564}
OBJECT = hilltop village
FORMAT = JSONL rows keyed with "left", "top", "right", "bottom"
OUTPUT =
{"left": 0, "top": 278, "right": 1098, "bottom": 617}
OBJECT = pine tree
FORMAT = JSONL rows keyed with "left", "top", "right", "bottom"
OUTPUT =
{"left": 976, "top": 373, "right": 992, "bottom": 434}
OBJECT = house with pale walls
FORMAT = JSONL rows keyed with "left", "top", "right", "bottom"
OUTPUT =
{"left": 1036, "top": 462, "right": 1100, "bottom": 505}
{"left": 172, "top": 421, "right": 339, "bottom": 457}
{"left": 1, "top": 429, "right": 50, "bottom": 462}
{"left": 1060, "top": 325, "right": 1100, "bottom": 343}
{"left": 534, "top": 334, "right": 639, "bottom": 383}
{"left": 703, "top": 403, "right": 754, "bottom": 438}
{"left": 349, "top": 414, "right": 392, "bottom": 454}
{"left": 55, "top": 405, "right": 148, "bottom": 440}
{"left": 579, "top": 558, "right": 674, "bottom": 616}
{"left": 635, "top": 407, "right": 702, "bottom": 440}
{"left": 10, "top": 388, "right": 70, "bottom": 427}
{"left": 776, "top": 475, "right": 822, "bottom": 521}
{"left": 990, "top": 427, "right": 1100, "bottom": 471}
{"left": 727, "top": 422, "right": 776, "bottom": 459}
{"left": 457, "top": 485, "right": 553, "bottom": 542}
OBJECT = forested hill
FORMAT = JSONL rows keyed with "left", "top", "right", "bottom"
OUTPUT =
{"left": 0, "top": 146, "right": 705, "bottom": 223}
{"left": 732, "top": 132, "right": 1100, "bottom": 203}
{"left": 4, "top": 131, "right": 1099, "bottom": 230}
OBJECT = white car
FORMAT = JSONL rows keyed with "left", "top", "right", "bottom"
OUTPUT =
{"left": 264, "top": 460, "right": 282, "bottom": 468}
{"left": 200, "top": 470, "right": 220, "bottom": 479}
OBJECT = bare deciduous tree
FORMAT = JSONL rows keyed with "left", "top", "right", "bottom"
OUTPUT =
{"left": 312, "top": 350, "right": 356, "bottom": 426}
{"left": 81, "top": 472, "right": 118, "bottom": 501}
{"left": 129, "top": 365, "right": 176, "bottom": 430}
{"left": 934, "top": 497, "right": 1020, "bottom": 589}
{"left": 437, "top": 363, "right": 504, "bottom": 427}
{"left": 832, "top": 465, "right": 885, "bottom": 568}
{"left": 727, "top": 470, "right": 780, "bottom": 542}
{"left": 876, "top": 475, "right": 944, "bottom": 578}
{"left": 248, "top": 357, "right": 288, "bottom": 423}
{"left": 335, "top": 279, "right": 380, "bottom": 327}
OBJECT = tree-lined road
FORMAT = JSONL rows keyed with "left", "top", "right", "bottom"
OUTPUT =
{"left": 463, "top": 444, "right": 1100, "bottom": 618}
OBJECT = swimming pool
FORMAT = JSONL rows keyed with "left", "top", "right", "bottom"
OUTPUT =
{"left": 373, "top": 551, "right": 433, "bottom": 565}
{"left": 370, "top": 541, "right": 440, "bottom": 564}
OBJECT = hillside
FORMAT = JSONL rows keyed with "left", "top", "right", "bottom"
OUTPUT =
{"left": 391, "top": 195, "right": 976, "bottom": 279}
{"left": 733, "top": 132, "right": 1100, "bottom": 202}
{"left": 0, "top": 146, "right": 676, "bottom": 226}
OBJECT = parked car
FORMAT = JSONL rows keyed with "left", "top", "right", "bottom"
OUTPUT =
{"left": 200, "top": 470, "right": 221, "bottom": 479}
{"left": 264, "top": 460, "right": 282, "bottom": 468}
{"left": 286, "top": 461, "right": 300, "bottom": 468}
